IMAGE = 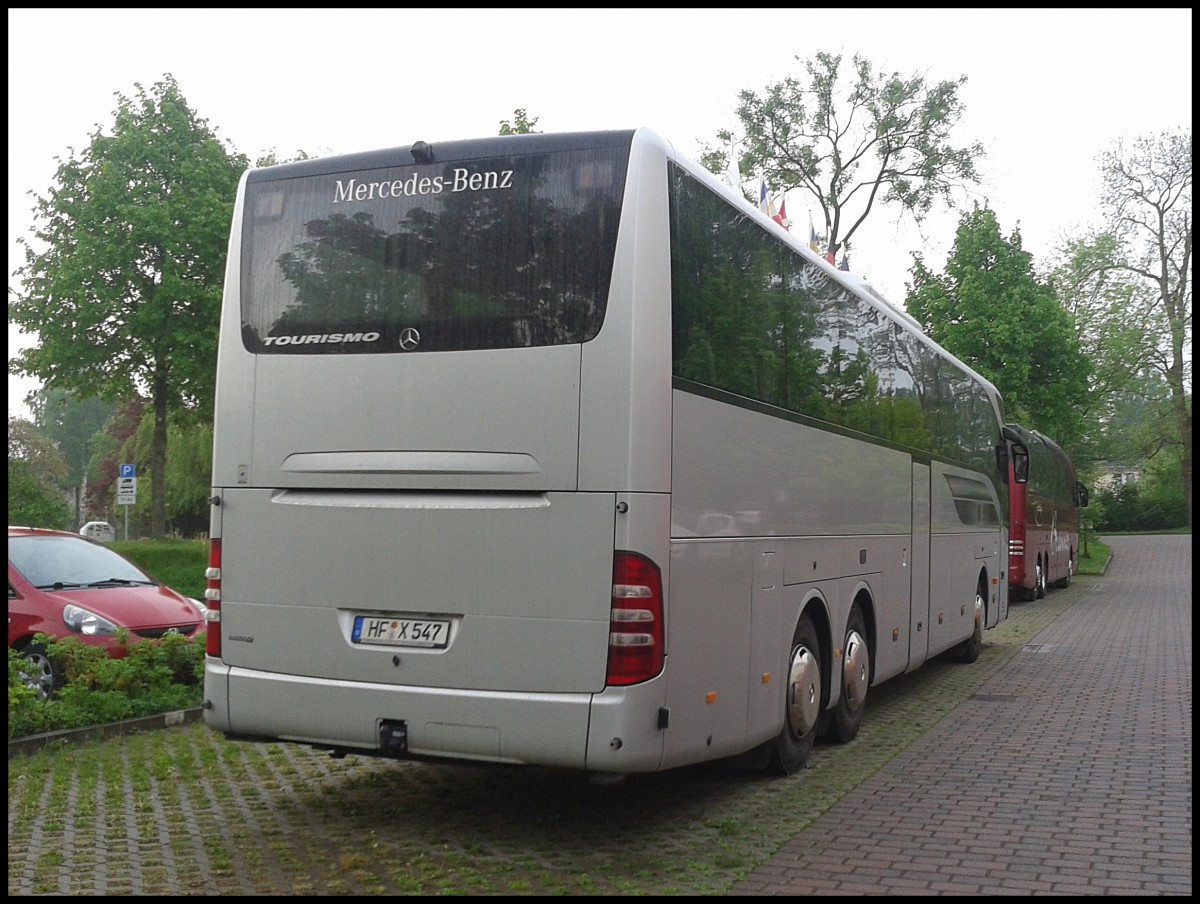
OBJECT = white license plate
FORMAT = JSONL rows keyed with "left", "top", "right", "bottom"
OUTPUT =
{"left": 352, "top": 615, "right": 450, "bottom": 648}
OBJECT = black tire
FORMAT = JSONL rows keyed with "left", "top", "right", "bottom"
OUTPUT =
{"left": 1055, "top": 558, "right": 1074, "bottom": 589}
{"left": 17, "top": 642, "right": 61, "bottom": 701}
{"left": 767, "top": 614, "right": 823, "bottom": 775}
{"left": 1034, "top": 560, "right": 1046, "bottom": 599}
{"left": 825, "top": 602, "right": 869, "bottom": 744}
{"left": 953, "top": 582, "right": 986, "bottom": 663}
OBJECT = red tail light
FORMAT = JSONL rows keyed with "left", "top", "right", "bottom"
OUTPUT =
{"left": 606, "top": 552, "right": 664, "bottom": 686}
{"left": 205, "top": 538, "right": 222, "bottom": 657}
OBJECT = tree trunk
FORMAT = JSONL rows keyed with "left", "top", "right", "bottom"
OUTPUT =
{"left": 1164, "top": 265, "right": 1191, "bottom": 530}
{"left": 1169, "top": 374, "right": 1192, "bottom": 530}
{"left": 151, "top": 375, "right": 170, "bottom": 538}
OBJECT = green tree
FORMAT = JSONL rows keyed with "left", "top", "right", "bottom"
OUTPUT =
{"left": 254, "top": 148, "right": 314, "bottom": 167}
{"left": 7, "top": 418, "right": 71, "bottom": 528}
{"left": 1094, "top": 130, "right": 1191, "bottom": 527}
{"left": 905, "top": 204, "right": 1088, "bottom": 446}
{"left": 702, "top": 51, "right": 984, "bottom": 260}
{"left": 8, "top": 461, "right": 71, "bottom": 529}
{"left": 1045, "top": 232, "right": 1147, "bottom": 467}
{"left": 9, "top": 74, "right": 248, "bottom": 537}
{"left": 1093, "top": 462, "right": 1187, "bottom": 531}
{"left": 499, "top": 108, "right": 540, "bottom": 135}
{"left": 85, "top": 398, "right": 147, "bottom": 530}
{"left": 29, "top": 388, "right": 114, "bottom": 528}
{"left": 117, "top": 408, "right": 213, "bottom": 537}
{"left": 1137, "top": 442, "right": 1190, "bottom": 529}
{"left": 1093, "top": 370, "right": 1171, "bottom": 462}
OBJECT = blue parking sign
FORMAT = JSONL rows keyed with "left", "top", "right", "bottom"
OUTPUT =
{"left": 120, "top": 464, "right": 135, "bottom": 479}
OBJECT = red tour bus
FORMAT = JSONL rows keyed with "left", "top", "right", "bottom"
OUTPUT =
{"left": 1006, "top": 424, "right": 1089, "bottom": 601}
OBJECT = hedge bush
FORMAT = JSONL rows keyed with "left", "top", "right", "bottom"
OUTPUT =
{"left": 8, "top": 630, "right": 205, "bottom": 740}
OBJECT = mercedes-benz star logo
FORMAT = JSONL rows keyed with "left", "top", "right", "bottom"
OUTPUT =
{"left": 399, "top": 327, "right": 421, "bottom": 351}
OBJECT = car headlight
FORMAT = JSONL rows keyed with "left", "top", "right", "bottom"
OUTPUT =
{"left": 189, "top": 597, "right": 209, "bottom": 618}
{"left": 62, "top": 604, "right": 119, "bottom": 636}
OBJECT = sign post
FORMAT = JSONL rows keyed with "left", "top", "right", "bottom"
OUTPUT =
{"left": 117, "top": 464, "right": 137, "bottom": 539}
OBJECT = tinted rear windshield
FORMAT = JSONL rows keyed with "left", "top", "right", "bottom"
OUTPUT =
{"left": 240, "top": 141, "right": 630, "bottom": 354}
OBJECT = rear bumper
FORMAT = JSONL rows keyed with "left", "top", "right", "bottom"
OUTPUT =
{"left": 204, "top": 659, "right": 667, "bottom": 772}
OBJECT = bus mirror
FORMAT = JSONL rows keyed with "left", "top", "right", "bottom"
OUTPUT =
{"left": 410, "top": 141, "right": 435, "bottom": 164}
{"left": 1011, "top": 443, "right": 1030, "bottom": 484}
{"left": 1077, "top": 482, "right": 1089, "bottom": 508}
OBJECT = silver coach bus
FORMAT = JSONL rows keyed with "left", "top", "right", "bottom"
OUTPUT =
{"left": 203, "top": 128, "right": 1020, "bottom": 776}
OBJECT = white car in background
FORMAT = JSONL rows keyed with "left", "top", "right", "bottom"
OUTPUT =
{"left": 79, "top": 521, "right": 116, "bottom": 543}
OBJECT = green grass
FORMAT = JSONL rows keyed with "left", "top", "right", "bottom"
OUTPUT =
{"left": 1076, "top": 536, "right": 1111, "bottom": 575}
{"left": 111, "top": 538, "right": 208, "bottom": 599}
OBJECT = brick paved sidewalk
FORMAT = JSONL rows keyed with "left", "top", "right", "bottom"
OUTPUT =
{"left": 731, "top": 535, "right": 1192, "bottom": 895}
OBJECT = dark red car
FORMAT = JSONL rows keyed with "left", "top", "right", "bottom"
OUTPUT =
{"left": 8, "top": 526, "right": 206, "bottom": 699}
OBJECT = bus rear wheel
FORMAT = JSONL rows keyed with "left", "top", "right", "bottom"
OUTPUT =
{"left": 825, "top": 603, "right": 869, "bottom": 744}
{"left": 1034, "top": 560, "right": 1046, "bottom": 599}
{"left": 768, "top": 614, "right": 822, "bottom": 775}
{"left": 953, "top": 581, "right": 986, "bottom": 663}
{"left": 1055, "top": 558, "right": 1074, "bottom": 589}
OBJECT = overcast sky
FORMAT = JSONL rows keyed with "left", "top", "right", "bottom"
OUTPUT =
{"left": 7, "top": 7, "right": 1193, "bottom": 418}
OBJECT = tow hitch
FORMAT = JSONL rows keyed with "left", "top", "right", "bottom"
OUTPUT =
{"left": 379, "top": 720, "right": 408, "bottom": 756}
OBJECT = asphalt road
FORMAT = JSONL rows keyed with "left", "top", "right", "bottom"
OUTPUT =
{"left": 7, "top": 535, "right": 1191, "bottom": 895}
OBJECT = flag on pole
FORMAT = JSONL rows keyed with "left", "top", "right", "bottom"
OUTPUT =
{"left": 773, "top": 195, "right": 790, "bottom": 231}
{"left": 838, "top": 253, "right": 850, "bottom": 272}
{"left": 825, "top": 250, "right": 836, "bottom": 265}
{"left": 808, "top": 214, "right": 820, "bottom": 252}
{"left": 758, "top": 180, "right": 771, "bottom": 217}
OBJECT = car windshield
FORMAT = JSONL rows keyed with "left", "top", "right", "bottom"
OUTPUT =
{"left": 8, "top": 535, "right": 155, "bottom": 589}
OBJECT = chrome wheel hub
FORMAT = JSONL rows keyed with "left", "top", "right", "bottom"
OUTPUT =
{"left": 841, "top": 630, "right": 868, "bottom": 713}
{"left": 786, "top": 644, "right": 820, "bottom": 738}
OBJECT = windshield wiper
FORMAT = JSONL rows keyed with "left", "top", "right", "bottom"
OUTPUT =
{"left": 87, "top": 577, "right": 156, "bottom": 587}
{"left": 35, "top": 582, "right": 82, "bottom": 590}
